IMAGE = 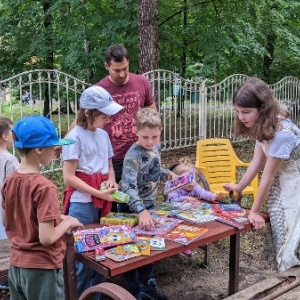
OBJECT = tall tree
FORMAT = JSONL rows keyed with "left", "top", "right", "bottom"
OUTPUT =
{"left": 138, "top": 0, "right": 159, "bottom": 73}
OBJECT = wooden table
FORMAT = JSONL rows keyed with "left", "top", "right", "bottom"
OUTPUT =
{"left": 64, "top": 213, "right": 269, "bottom": 300}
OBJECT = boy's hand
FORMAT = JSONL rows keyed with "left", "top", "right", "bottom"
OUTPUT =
{"left": 138, "top": 210, "right": 156, "bottom": 231}
{"left": 61, "top": 215, "right": 83, "bottom": 232}
{"left": 212, "top": 192, "right": 223, "bottom": 202}
{"left": 168, "top": 171, "right": 177, "bottom": 180}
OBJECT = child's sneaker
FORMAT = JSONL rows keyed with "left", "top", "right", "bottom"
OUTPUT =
{"left": 140, "top": 278, "right": 168, "bottom": 300}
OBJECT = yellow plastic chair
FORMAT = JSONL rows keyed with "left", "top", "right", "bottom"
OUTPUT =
{"left": 195, "top": 138, "right": 258, "bottom": 200}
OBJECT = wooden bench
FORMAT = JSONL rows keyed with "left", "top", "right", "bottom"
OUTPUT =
{"left": 223, "top": 267, "right": 300, "bottom": 300}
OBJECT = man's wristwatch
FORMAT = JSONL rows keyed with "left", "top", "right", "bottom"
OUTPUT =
{"left": 135, "top": 204, "right": 145, "bottom": 214}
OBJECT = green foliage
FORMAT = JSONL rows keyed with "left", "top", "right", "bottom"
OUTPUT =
{"left": 0, "top": 0, "right": 299, "bottom": 83}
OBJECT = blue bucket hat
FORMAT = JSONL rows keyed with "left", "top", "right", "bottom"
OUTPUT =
{"left": 13, "top": 115, "right": 74, "bottom": 149}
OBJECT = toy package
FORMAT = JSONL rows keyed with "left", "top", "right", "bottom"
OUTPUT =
{"left": 73, "top": 228, "right": 102, "bottom": 253}
{"left": 73, "top": 225, "right": 137, "bottom": 253}
{"left": 95, "top": 247, "right": 106, "bottom": 262}
{"left": 115, "top": 243, "right": 141, "bottom": 255}
{"left": 100, "top": 183, "right": 130, "bottom": 203}
{"left": 100, "top": 212, "right": 138, "bottom": 227}
{"left": 137, "top": 236, "right": 166, "bottom": 251}
{"left": 99, "top": 225, "right": 137, "bottom": 248}
{"left": 164, "top": 170, "right": 195, "bottom": 194}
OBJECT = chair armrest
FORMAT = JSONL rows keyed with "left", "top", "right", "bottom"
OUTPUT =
{"left": 235, "top": 161, "right": 250, "bottom": 168}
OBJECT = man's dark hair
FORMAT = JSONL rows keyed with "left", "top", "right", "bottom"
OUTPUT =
{"left": 105, "top": 45, "right": 129, "bottom": 65}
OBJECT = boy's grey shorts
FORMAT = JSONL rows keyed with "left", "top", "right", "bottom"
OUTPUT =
{"left": 9, "top": 265, "right": 64, "bottom": 300}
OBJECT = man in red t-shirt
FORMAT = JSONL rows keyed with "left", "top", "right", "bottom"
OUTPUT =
{"left": 96, "top": 46, "right": 168, "bottom": 300}
{"left": 96, "top": 45, "right": 156, "bottom": 185}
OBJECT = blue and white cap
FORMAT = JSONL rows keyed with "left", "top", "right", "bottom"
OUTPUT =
{"left": 80, "top": 86, "right": 124, "bottom": 115}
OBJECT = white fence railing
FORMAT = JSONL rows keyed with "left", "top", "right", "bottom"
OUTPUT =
{"left": 1, "top": 69, "right": 300, "bottom": 172}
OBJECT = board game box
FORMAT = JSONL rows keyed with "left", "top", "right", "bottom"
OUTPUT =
{"left": 100, "top": 212, "right": 138, "bottom": 227}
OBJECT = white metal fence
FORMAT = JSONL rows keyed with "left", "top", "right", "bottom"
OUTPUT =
{"left": 1, "top": 69, "right": 300, "bottom": 172}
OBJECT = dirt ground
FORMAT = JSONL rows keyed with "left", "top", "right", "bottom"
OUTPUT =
{"left": 0, "top": 143, "right": 279, "bottom": 299}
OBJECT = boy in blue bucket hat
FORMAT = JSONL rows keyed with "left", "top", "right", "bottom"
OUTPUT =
{"left": 1, "top": 115, "right": 83, "bottom": 300}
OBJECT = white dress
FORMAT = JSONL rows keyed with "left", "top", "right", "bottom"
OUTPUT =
{"left": 262, "top": 126, "right": 300, "bottom": 272}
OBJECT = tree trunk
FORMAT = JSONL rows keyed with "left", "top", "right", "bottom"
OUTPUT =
{"left": 42, "top": 1, "right": 54, "bottom": 117}
{"left": 138, "top": 0, "right": 159, "bottom": 74}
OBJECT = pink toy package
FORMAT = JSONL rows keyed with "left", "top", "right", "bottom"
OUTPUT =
{"left": 164, "top": 170, "right": 195, "bottom": 194}
{"left": 73, "top": 225, "right": 137, "bottom": 253}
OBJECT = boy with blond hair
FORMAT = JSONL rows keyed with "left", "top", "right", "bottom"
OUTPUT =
{"left": 1, "top": 115, "right": 83, "bottom": 300}
{"left": 119, "top": 108, "right": 175, "bottom": 300}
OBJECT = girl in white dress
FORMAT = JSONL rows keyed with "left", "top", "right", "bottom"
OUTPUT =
{"left": 224, "top": 77, "right": 300, "bottom": 272}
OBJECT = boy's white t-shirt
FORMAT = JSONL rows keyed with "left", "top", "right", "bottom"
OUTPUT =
{"left": 62, "top": 125, "right": 114, "bottom": 203}
{"left": 0, "top": 151, "right": 19, "bottom": 239}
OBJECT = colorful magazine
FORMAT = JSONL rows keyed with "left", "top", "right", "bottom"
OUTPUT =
{"left": 171, "top": 209, "right": 217, "bottom": 225}
{"left": 73, "top": 225, "right": 137, "bottom": 253}
{"left": 105, "top": 247, "right": 141, "bottom": 262}
{"left": 164, "top": 170, "right": 195, "bottom": 194}
{"left": 214, "top": 203, "right": 243, "bottom": 212}
{"left": 134, "top": 215, "right": 182, "bottom": 236}
{"left": 172, "top": 198, "right": 201, "bottom": 211}
{"left": 164, "top": 224, "right": 208, "bottom": 245}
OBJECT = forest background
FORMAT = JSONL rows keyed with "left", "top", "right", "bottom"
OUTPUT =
{"left": 0, "top": 0, "right": 300, "bottom": 85}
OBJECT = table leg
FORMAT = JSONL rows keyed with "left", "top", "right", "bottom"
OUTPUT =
{"left": 228, "top": 232, "right": 240, "bottom": 295}
{"left": 64, "top": 233, "right": 79, "bottom": 300}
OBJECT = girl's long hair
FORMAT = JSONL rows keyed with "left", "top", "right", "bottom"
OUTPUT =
{"left": 233, "top": 77, "right": 289, "bottom": 141}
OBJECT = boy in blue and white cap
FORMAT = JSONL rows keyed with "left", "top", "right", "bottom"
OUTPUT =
{"left": 1, "top": 115, "right": 83, "bottom": 300}
{"left": 62, "top": 85, "right": 124, "bottom": 298}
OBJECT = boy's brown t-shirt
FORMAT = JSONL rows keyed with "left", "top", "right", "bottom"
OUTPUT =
{"left": 2, "top": 172, "right": 66, "bottom": 269}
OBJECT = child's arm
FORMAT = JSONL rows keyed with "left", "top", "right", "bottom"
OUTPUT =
{"left": 166, "top": 189, "right": 187, "bottom": 203}
{"left": 2, "top": 209, "right": 5, "bottom": 227}
{"left": 192, "top": 184, "right": 221, "bottom": 202}
{"left": 63, "top": 160, "right": 116, "bottom": 202}
{"left": 5, "top": 156, "right": 19, "bottom": 177}
{"left": 160, "top": 168, "right": 176, "bottom": 181}
{"left": 103, "top": 158, "right": 118, "bottom": 189}
{"left": 39, "top": 216, "right": 83, "bottom": 247}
